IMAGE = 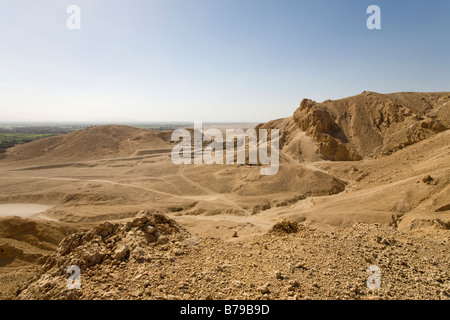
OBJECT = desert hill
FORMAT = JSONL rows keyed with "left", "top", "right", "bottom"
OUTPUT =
{"left": 0, "top": 124, "right": 349, "bottom": 219}
{"left": 258, "top": 92, "right": 450, "bottom": 161}
{"left": 2, "top": 125, "right": 174, "bottom": 163}
{"left": 270, "top": 129, "right": 450, "bottom": 230}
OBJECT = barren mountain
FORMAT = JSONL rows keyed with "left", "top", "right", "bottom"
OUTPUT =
{"left": 259, "top": 92, "right": 450, "bottom": 161}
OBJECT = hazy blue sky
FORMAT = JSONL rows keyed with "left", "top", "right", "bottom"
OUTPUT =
{"left": 1, "top": 0, "right": 449, "bottom": 123}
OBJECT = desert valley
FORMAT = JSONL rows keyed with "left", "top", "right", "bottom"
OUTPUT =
{"left": 0, "top": 91, "right": 449, "bottom": 300}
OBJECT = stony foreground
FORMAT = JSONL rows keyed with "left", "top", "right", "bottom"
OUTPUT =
{"left": 16, "top": 211, "right": 450, "bottom": 300}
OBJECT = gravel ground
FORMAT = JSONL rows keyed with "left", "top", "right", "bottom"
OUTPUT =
{"left": 16, "top": 211, "right": 450, "bottom": 300}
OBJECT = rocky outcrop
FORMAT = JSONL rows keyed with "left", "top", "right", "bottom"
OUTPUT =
{"left": 293, "top": 99, "right": 361, "bottom": 161}
{"left": 16, "top": 210, "right": 192, "bottom": 300}
{"left": 260, "top": 92, "right": 449, "bottom": 161}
